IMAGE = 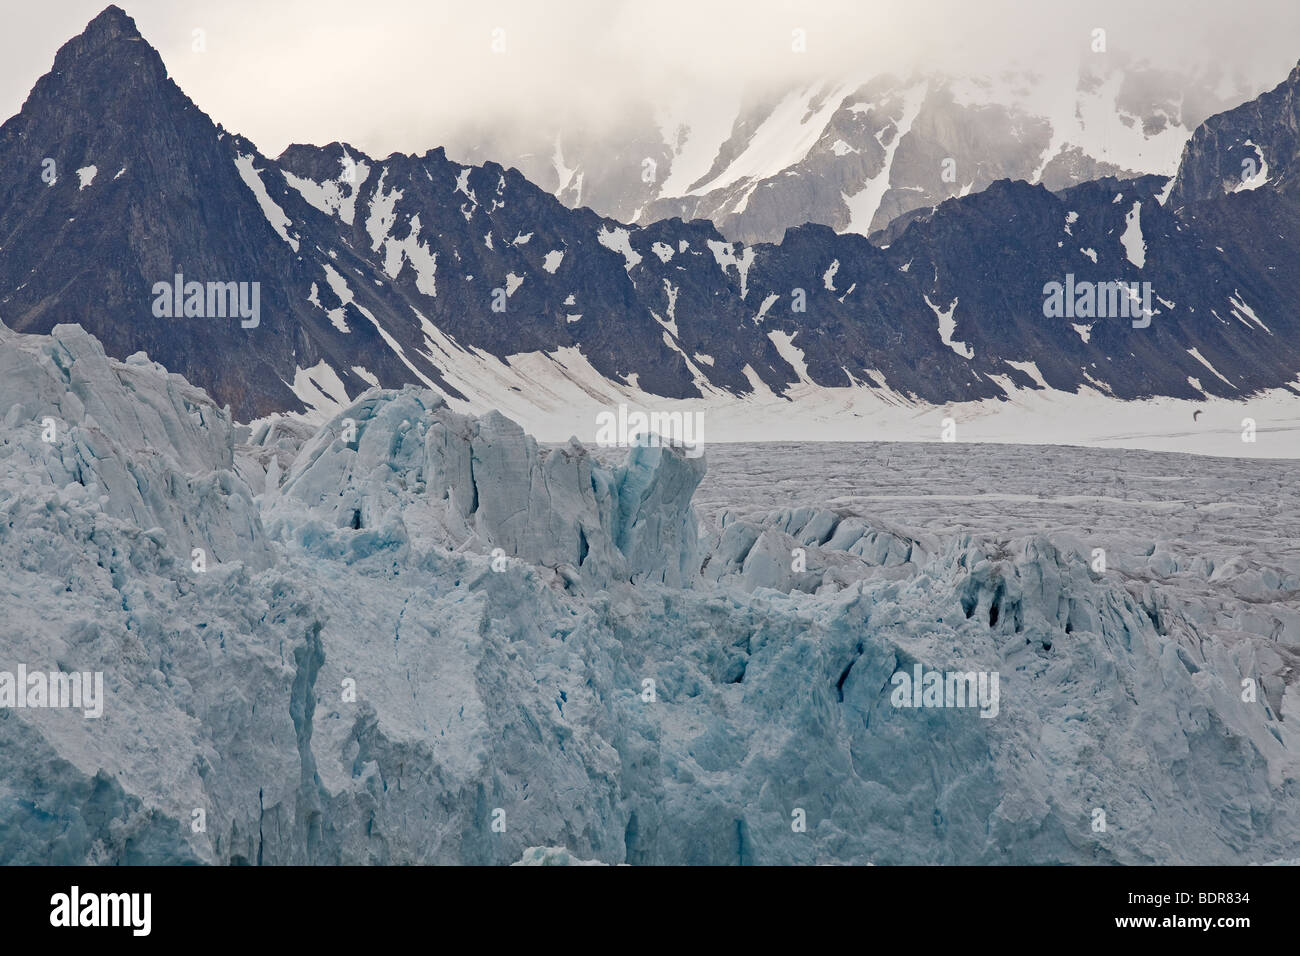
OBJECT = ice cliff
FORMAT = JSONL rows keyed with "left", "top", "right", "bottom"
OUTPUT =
{"left": 267, "top": 388, "right": 703, "bottom": 590}
{"left": 0, "top": 324, "right": 1296, "bottom": 865}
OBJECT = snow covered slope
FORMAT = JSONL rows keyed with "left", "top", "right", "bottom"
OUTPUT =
{"left": 2, "top": 322, "right": 1296, "bottom": 865}
{"left": 464, "top": 59, "right": 1252, "bottom": 244}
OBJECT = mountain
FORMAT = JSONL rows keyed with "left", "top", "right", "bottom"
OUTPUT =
{"left": 1168, "top": 61, "right": 1300, "bottom": 207}
{"left": 0, "top": 6, "right": 468, "bottom": 421}
{"left": 1, "top": 6, "right": 1299, "bottom": 432}
{"left": 458, "top": 61, "right": 1252, "bottom": 244}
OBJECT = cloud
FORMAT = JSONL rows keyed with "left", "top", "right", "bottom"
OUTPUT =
{"left": 1, "top": 0, "right": 1297, "bottom": 159}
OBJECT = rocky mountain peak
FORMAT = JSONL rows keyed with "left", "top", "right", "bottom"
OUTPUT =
{"left": 1167, "top": 58, "right": 1300, "bottom": 207}
{"left": 44, "top": 4, "right": 163, "bottom": 93}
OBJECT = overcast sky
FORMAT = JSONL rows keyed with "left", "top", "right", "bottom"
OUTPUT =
{"left": 2, "top": 0, "right": 1299, "bottom": 158}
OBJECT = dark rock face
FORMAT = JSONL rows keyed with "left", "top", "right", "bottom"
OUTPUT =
{"left": 1, "top": 6, "right": 1299, "bottom": 421}
{"left": 0, "top": 6, "right": 327, "bottom": 418}
{"left": 880, "top": 173, "right": 1300, "bottom": 400}
{"left": 1167, "top": 63, "right": 1300, "bottom": 207}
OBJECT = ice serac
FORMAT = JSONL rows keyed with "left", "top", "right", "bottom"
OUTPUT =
{"left": 1, "top": 324, "right": 1296, "bottom": 866}
{"left": 702, "top": 506, "right": 927, "bottom": 593}
{"left": 271, "top": 385, "right": 703, "bottom": 588}
{"left": 610, "top": 441, "right": 704, "bottom": 587}
{"left": 0, "top": 323, "right": 269, "bottom": 570}
{"left": 513, "top": 846, "right": 608, "bottom": 866}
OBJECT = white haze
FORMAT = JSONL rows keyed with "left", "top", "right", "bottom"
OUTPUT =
{"left": 0, "top": 0, "right": 1298, "bottom": 160}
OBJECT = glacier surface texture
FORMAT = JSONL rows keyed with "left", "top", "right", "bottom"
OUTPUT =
{"left": 0, "top": 324, "right": 1296, "bottom": 865}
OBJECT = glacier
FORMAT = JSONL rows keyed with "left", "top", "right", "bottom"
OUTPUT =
{"left": 0, "top": 323, "right": 1296, "bottom": 865}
